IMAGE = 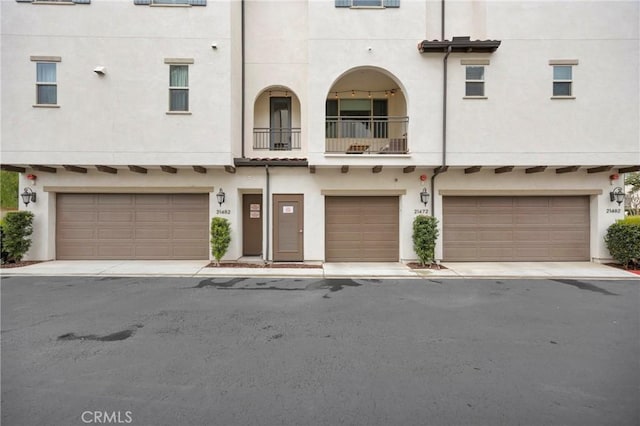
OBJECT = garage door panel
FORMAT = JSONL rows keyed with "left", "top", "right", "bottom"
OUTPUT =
{"left": 443, "top": 196, "right": 589, "bottom": 261}
{"left": 479, "top": 214, "right": 514, "bottom": 225}
{"left": 478, "top": 198, "right": 513, "bottom": 208}
{"left": 98, "top": 228, "right": 134, "bottom": 239}
{"left": 478, "top": 230, "right": 513, "bottom": 242}
{"left": 59, "top": 228, "right": 97, "bottom": 240}
{"left": 97, "top": 245, "right": 135, "bottom": 257}
{"left": 57, "top": 193, "right": 209, "bottom": 260}
{"left": 98, "top": 194, "right": 134, "bottom": 205}
{"left": 446, "top": 213, "right": 479, "bottom": 225}
{"left": 515, "top": 214, "right": 550, "bottom": 225}
{"left": 172, "top": 211, "right": 209, "bottom": 223}
{"left": 98, "top": 211, "right": 134, "bottom": 222}
{"left": 514, "top": 230, "right": 552, "bottom": 242}
{"left": 59, "top": 211, "right": 97, "bottom": 223}
{"left": 550, "top": 214, "right": 589, "bottom": 225}
{"left": 551, "top": 230, "right": 589, "bottom": 242}
{"left": 515, "top": 197, "right": 550, "bottom": 208}
{"left": 325, "top": 196, "right": 398, "bottom": 262}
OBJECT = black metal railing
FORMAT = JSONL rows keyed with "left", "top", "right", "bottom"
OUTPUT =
{"left": 325, "top": 116, "right": 409, "bottom": 154}
{"left": 253, "top": 128, "right": 301, "bottom": 151}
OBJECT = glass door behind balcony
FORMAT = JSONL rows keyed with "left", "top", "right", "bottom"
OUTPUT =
{"left": 270, "top": 97, "right": 291, "bottom": 150}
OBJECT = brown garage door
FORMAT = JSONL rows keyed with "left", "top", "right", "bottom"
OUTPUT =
{"left": 443, "top": 196, "right": 590, "bottom": 261}
{"left": 325, "top": 196, "right": 399, "bottom": 262}
{"left": 57, "top": 193, "right": 209, "bottom": 260}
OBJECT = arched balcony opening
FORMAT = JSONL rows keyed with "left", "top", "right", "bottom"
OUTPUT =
{"left": 252, "top": 86, "right": 301, "bottom": 153}
{"left": 326, "top": 68, "right": 408, "bottom": 154}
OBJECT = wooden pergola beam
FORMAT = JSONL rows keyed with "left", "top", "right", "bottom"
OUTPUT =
{"left": 1, "top": 165, "right": 26, "bottom": 173}
{"left": 464, "top": 166, "right": 482, "bottom": 174}
{"left": 525, "top": 166, "right": 547, "bottom": 174}
{"left": 309, "top": 166, "right": 316, "bottom": 174}
{"left": 96, "top": 165, "right": 117, "bottom": 174}
{"left": 403, "top": 166, "right": 415, "bottom": 174}
{"left": 556, "top": 166, "right": 580, "bottom": 174}
{"left": 192, "top": 166, "right": 207, "bottom": 174}
{"left": 63, "top": 165, "right": 87, "bottom": 173}
{"left": 495, "top": 166, "right": 514, "bottom": 174}
{"left": 224, "top": 165, "right": 236, "bottom": 174}
{"left": 128, "top": 165, "right": 147, "bottom": 174}
{"left": 341, "top": 165, "right": 349, "bottom": 174}
{"left": 586, "top": 165, "right": 612, "bottom": 174}
{"left": 160, "top": 166, "right": 177, "bottom": 174}
{"left": 372, "top": 166, "right": 383, "bottom": 173}
{"left": 619, "top": 166, "right": 640, "bottom": 173}
{"left": 30, "top": 165, "right": 57, "bottom": 173}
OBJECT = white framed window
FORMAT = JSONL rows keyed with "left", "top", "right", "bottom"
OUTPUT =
{"left": 169, "top": 65, "right": 189, "bottom": 112}
{"left": 16, "top": 0, "right": 91, "bottom": 4}
{"left": 133, "top": 0, "right": 205, "bottom": 6}
{"left": 465, "top": 66, "right": 485, "bottom": 97}
{"left": 165, "top": 58, "right": 193, "bottom": 113}
{"left": 461, "top": 59, "right": 489, "bottom": 99}
{"left": 335, "top": 0, "right": 399, "bottom": 8}
{"left": 553, "top": 66, "right": 572, "bottom": 96}
{"left": 550, "top": 60, "right": 578, "bottom": 98}
{"left": 31, "top": 56, "right": 61, "bottom": 106}
{"left": 36, "top": 63, "right": 57, "bottom": 104}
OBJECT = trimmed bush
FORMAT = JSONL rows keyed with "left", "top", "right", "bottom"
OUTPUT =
{"left": 210, "top": 217, "right": 231, "bottom": 266}
{"left": 618, "top": 215, "right": 640, "bottom": 225}
{"left": 2, "top": 211, "right": 34, "bottom": 262}
{"left": 604, "top": 219, "right": 640, "bottom": 269}
{"left": 0, "top": 221, "right": 9, "bottom": 264}
{"left": 412, "top": 215, "right": 439, "bottom": 266}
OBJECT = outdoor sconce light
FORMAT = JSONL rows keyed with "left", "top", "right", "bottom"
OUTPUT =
{"left": 216, "top": 188, "right": 226, "bottom": 206}
{"left": 420, "top": 188, "right": 430, "bottom": 206}
{"left": 21, "top": 187, "right": 36, "bottom": 206}
{"left": 610, "top": 187, "right": 625, "bottom": 206}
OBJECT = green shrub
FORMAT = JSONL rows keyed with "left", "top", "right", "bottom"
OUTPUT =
{"left": 618, "top": 216, "right": 640, "bottom": 225}
{"left": 0, "top": 171, "right": 18, "bottom": 210}
{"left": 210, "top": 217, "right": 231, "bottom": 266}
{"left": 412, "top": 215, "right": 439, "bottom": 266}
{"left": 2, "top": 211, "right": 34, "bottom": 262}
{"left": 605, "top": 220, "right": 640, "bottom": 269}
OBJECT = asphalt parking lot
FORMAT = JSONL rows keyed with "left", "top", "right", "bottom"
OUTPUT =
{"left": 1, "top": 276, "right": 638, "bottom": 426}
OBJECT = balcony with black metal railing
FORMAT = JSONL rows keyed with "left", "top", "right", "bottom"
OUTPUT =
{"left": 325, "top": 116, "right": 408, "bottom": 154}
{"left": 253, "top": 127, "right": 302, "bottom": 151}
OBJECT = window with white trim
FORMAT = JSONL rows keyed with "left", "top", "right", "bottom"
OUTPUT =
{"left": 549, "top": 60, "right": 578, "bottom": 98}
{"left": 335, "top": 0, "right": 399, "bottom": 8}
{"left": 16, "top": 0, "right": 91, "bottom": 4}
{"left": 169, "top": 65, "right": 189, "bottom": 112}
{"left": 465, "top": 66, "right": 485, "bottom": 97}
{"left": 552, "top": 66, "right": 572, "bottom": 97}
{"left": 133, "top": 0, "right": 206, "bottom": 6}
{"left": 31, "top": 56, "right": 61, "bottom": 106}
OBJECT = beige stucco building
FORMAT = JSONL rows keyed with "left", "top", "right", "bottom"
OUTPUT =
{"left": 2, "top": 0, "right": 639, "bottom": 263}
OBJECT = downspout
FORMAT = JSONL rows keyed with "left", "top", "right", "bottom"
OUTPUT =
{"left": 265, "top": 165, "right": 270, "bottom": 263}
{"left": 241, "top": 0, "right": 246, "bottom": 158}
{"left": 441, "top": 0, "right": 445, "bottom": 40}
{"left": 430, "top": 44, "right": 452, "bottom": 216}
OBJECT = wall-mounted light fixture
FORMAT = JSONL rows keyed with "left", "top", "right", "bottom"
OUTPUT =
{"left": 21, "top": 187, "right": 36, "bottom": 206}
{"left": 610, "top": 187, "right": 625, "bottom": 206}
{"left": 420, "top": 188, "right": 430, "bottom": 206}
{"left": 216, "top": 188, "right": 226, "bottom": 206}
